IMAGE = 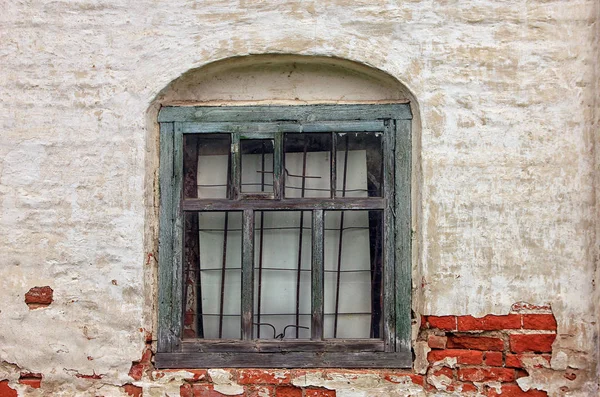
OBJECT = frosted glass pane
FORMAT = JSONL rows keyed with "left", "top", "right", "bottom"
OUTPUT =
{"left": 183, "top": 134, "right": 230, "bottom": 199}
{"left": 254, "top": 211, "right": 312, "bottom": 339}
{"left": 241, "top": 139, "right": 274, "bottom": 194}
{"left": 336, "top": 132, "right": 382, "bottom": 197}
{"left": 324, "top": 210, "right": 383, "bottom": 339}
{"left": 284, "top": 133, "right": 331, "bottom": 198}
{"left": 198, "top": 211, "right": 242, "bottom": 339}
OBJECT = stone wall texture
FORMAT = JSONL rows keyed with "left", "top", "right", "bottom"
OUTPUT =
{"left": 0, "top": 0, "right": 598, "bottom": 396}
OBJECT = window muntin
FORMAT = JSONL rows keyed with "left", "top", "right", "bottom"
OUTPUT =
{"left": 157, "top": 104, "right": 412, "bottom": 368}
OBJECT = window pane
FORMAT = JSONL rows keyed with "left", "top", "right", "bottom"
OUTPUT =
{"left": 254, "top": 211, "right": 312, "bottom": 339}
{"left": 284, "top": 133, "right": 331, "bottom": 198}
{"left": 336, "top": 132, "right": 383, "bottom": 198}
{"left": 241, "top": 139, "right": 274, "bottom": 195}
{"left": 183, "top": 211, "right": 242, "bottom": 339}
{"left": 183, "top": 134, "right": 231, "bottom": 199}
{"left": 324, "top": 210, "right": 383, "bottom": 339}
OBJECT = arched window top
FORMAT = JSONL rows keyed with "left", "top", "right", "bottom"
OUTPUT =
{"left": 155, "top": 55, "right": 413, "bottom": 106}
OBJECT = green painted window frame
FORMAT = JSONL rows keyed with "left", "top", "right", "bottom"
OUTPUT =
{"left": 155, "top": 104, "right": 412, "bottom": 368}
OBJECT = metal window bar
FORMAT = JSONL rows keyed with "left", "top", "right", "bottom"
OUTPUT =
{"left": 295, "top": 140, "right": 309, "bottom": 338}
{"left": 217, "top": 157, "right": 232, "bottom": 338}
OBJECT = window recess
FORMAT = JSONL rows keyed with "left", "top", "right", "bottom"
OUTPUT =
{"left": 157, "top": 104, "right": 412, "bottom": 368}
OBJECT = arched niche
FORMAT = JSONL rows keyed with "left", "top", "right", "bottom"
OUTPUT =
{"left": 144, "top": 54, "right": 422, "bottom": 344}
{"left": 152, "top": 54, "right": 414, "bottom": 105}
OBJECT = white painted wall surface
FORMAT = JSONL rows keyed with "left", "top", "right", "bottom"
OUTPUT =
{"left": 0, "top": 0, "right": 597, "bottom": 395}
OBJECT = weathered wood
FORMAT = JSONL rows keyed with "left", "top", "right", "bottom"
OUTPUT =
{"left": 155, "top": 351, "right": 412, "bottom": 369}
{"left": 230, "top": 134, "right": 240, "bottom": 199}
{"left": 311, "top": 210, "right": 324, "bottom": 341}
{"left": 182, "top": 135, "right": 202, "bottom": 337}
{"left": 241, "top": 209, "right": 254, "bottom": 340}
{"left": 383, "top": 120, "right": 396, "bottom": 352}
{"left": 159, "top": 104, "right": 412, "bottom": 123}
{"left": 274, "top": 131, "right": 283, "bottom": 199}
{"left": 158, "top": 122, "right": 175, "bottom": 352}
{"left": 331, "top": 132, "right": 337, "bottom": 198}
{"left": 181, "top": 121, "right": 388, "bottom": 134}
{"left": 182, "top": 198, "right": 386, "bottom": 211}
{"left": 180, "top": 339, "right": 383, "bottom": 353}
{"left": 171, "top": 123, "right": 184, "bottom": 349}
{"left": 239, "top": 192, "right": 275, "bottom": 200}
{"left": 394, "top": 119, "right": 412, "bottom": 355}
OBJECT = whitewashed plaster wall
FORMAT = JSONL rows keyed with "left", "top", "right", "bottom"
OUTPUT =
{"left": 0, "top": 0, "right": 598, "bottom": 395}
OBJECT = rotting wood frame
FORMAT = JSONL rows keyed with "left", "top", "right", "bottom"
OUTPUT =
{"left": 156, "top": 104, "right": 412, "bottom": 368}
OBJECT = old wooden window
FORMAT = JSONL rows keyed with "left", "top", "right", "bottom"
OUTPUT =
{"left": 156, "top": 104, "right": 412, "bottom": 368}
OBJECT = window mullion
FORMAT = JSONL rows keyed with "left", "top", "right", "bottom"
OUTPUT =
{"left": 330, "top": 132, "right": 337, "bottom": 198}
{"left": 231, "top": 133, "right": 241, "bottom": 199}
{"left": 274, "top": 130, "right": 283, "bottom": 199}
{"left": 311, "top": 209, "right": 324, "bottom": 341}
{"left": 241, "top": 209, "right": 255, "bottom": 340}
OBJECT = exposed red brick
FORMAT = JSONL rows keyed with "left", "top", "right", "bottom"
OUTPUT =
{"left": 0, "top": 381, "right": 17, "bottom": 397}
{"left": 509, "top": 334, "right": 556, "bottom": 353}
{"left": 428, "top": 349, "right": 483, "bottom": 365}
{"left": 304, "top": 388, "right": 336, "bottom": 397}
{"left": 123, "top": 384, "right": 143, "bottom": 397}
{"left": 180, "top": 384, "right": 193, "bottom": 397}
{"left": 522, "top": 315, "right": 557, "bottom": 331}
{"left": 129, "top": 363, "right": 146, "bottom": 381}
{"left": 447, "top": 335, "right": 504, "bottom": 351}
{"left": 274, "top": 386, "right": 302, "bottom": 397}
{"left": 506, "top": 354, "right": 522, "bottom": 368}
{"left": 381, "top": 372, "right": 424, "bottom": 386}
{"left": 24, "top": 286, "right": 54, "bottom": 309}
{"left": 140, "top": 347, "right": 153, "bottom": 364}
{"left": 238, "top": 370, "right": 291, "bottom": 385}
{"left": 431, "top": 367, "right": 453, "bottom": 379}
{"left": 458, "top": 367, "right": 515, "bottom": 382}
{"left": 420, "top": 315, "right": 428, "bottom": 329}
{"left": 484, "top": 351, "right": 503, "bottom": 366}
{"left": 457, "top": 314, "right": 521, "bottom": 331}
{"left": 487, "top": 384, "right": 548, "bottom": 396}
{"left": 459, "top": 383, "right": 478, "bottom": 392}
{"left": 426, "top": 316, "right": 457, "bottom": 331}
{"left": 18, "top": 373, "right": 42, "bottom": 389}
{"left": 515, "top": 369, "right": 529, "bottom": 379}
{"left": 428, "top": 335, "right": 447, "bottom": 349}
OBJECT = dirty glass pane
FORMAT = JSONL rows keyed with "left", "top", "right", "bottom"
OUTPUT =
{"left": 253, "top": 211, "right": 312, "bottom": 339}
{"left": 284, "top": 133, "right": 331, "bottom": 198}
{"left": 336, "top": 132, "right": 383, "bottom": 198}
{"left": 241, "top": 139, "right": 274, "bottom": 195}
{"left": 184, "top": 134, "right": 231, "bottom": 199}
{"left": 183, "top": 211, "right": 242, "bottom": 339}
{"left": 324, "top": 210, "right": 383, "bottom": 339}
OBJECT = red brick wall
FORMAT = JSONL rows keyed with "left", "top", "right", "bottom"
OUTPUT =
{"left": 421, "top": 308, "right": 557, "bottom": 396}
{"left": 1, "top": 306, "right": 559, "bottom": 396}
